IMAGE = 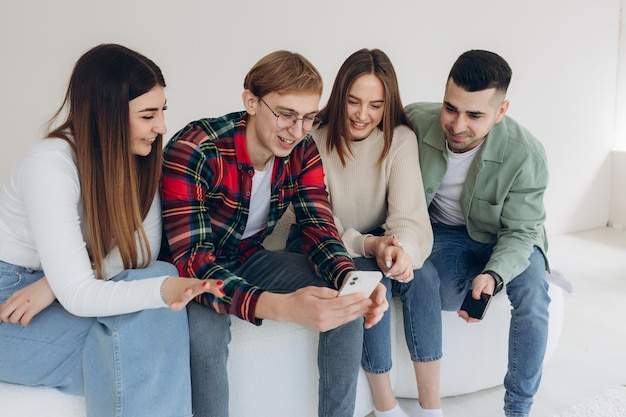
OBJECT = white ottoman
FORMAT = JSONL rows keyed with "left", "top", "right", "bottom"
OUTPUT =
{"left": 0, "top": 280, "right": 565, "bottom": 417}
{"left": 391, "top": 281, "right": 565, "bottom": 399}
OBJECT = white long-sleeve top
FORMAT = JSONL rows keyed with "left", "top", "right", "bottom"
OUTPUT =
{"left": 0, "top": 139, "right": 168, "bottom": 317}
{"left": 312, "top": 125, "right": 433, "bottom": 269}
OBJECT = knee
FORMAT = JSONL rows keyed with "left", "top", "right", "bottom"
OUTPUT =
{"left": 411, "top": 260, "right": 440, "bottom": 291}
{"left": 439, "top": 279, "right": 466, "bottom": 311}
{"left": 150, "top": 260, "right": 179, "bottom": 277}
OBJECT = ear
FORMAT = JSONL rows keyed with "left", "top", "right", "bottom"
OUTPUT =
{"left": 494, "top": 99, "right": 510, "bottom": 124}
{"left": 242, "top": 89, "right": 258, "bottom": 115}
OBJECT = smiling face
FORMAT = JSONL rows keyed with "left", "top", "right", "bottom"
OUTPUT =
{"left": 345, "top": 73, "right": 385, "bottom": 141}
{"left": 243, "top": 90, "right": 320, "bottom": 170}
{"left": 440, "top": 79, "right": 509, "bottom": 153}
{"left": 128, "top": 86, "right": 167, "bottom": 156}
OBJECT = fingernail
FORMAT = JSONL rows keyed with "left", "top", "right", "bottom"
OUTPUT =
{"left": 384, "top": 272, "right": 391, "bottom": 278}
{"left": 385, "top": 261, "right": 392, "bottom": 268}
{"left": 216, "top": 280, "right": 224, "bottom": 286}
{"left": 398, "top": 241, "right": 404, "bottom": 247}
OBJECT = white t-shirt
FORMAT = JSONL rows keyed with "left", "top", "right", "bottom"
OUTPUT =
{"left": 243, "top": 156, "right": 273, "bottom": 239}
{"left": 430, "top": 141, "right": 483, "bottom": 226}
{"left": 0, "top": 139, "right": 168, "bottom": 317}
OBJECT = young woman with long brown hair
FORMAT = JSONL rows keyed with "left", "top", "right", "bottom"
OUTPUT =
{"left": 0, "top": 43, "right": 223, "bottom": 417}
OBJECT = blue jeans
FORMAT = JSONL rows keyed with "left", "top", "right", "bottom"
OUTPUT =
{"left": 430, "top": 223, "right": 550, "bottom": 417}
{"left": 0, "top": 260, "right": 192, "bottom": 417}
{"left": 356, "top": 256, "right": 442, "bottom": 374}
{"left": 187, "top": 249, "right": 363, "bottom": 417}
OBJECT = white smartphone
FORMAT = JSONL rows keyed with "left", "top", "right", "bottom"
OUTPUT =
{"left": 337, "top": 271, "right": 383, "bottom": 298}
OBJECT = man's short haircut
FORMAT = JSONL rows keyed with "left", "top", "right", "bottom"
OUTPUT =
{"left": 244, "top": 50, "right": 323, "bottom": 98}
{"left": 448, "top": 50, "right": 512, "bottom": 93}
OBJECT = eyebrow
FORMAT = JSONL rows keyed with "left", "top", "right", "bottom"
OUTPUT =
{"left": 348, "top": 94, "right": 384, "bottom": 104}
{"left": 273, "top": 104, "right": 318, "bottom": 116}
{"left": 137, "top": 100, "right": 167, "bottom": 113}
{"left": 444, "top": 101, "right": 486, "bottom": 117}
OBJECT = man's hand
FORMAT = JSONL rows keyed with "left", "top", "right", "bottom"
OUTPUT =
{"left": 0, "top": 276, "right": 56, "bottom": 326}
{"left": 256, "top": 285, "right": 382, "bottom": 332}
{"left": 457, "top": 273, "right": 495, "bottom": 323}
{"left": 364, "top": 283, "right": 388, "bottom": 329}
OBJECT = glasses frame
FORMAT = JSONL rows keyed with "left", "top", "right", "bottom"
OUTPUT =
{"left": 258, "top": 97, "right": 321, "bottom": 132}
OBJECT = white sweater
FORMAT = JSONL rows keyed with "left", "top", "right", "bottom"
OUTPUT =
{"left": 0, "top": 139, "right": 167, "bottom": 317}
{"left": 312, "top": 125, "right": 433, "bottom": 268}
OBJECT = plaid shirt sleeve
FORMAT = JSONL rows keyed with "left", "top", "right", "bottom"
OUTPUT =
{"left": 287, "top": 139, "right": 356, "bottom": 289}
{"left": 160, "top": 116, "right": 264, "bottom": 325}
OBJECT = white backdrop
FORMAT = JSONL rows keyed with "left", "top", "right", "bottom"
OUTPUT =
{"left": 0, "top": 0, "right": 622, "bottom": 235}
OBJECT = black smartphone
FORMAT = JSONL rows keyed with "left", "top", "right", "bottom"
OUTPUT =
{"left": 460, "top": 290, "right": 493, "bottom": 320}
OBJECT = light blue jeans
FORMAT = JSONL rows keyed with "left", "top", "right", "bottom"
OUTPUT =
{"left": 356, "top": 256, "right": 442, "bottom": 374}
{"left": 187, "top": 249, "right": 364, "bottom": 417}
{"left": 430, "top": 223, "right": 550, "bottom": 417}
{"left": 0, "top": 260, "right": 193, "bottom": 417}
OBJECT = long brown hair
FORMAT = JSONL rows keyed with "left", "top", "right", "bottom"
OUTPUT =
{"left": 318, "top": 48, "right": 411, "bottom": 166}
{"left": 46, "top": 44, "right": 166, "bottom": 278}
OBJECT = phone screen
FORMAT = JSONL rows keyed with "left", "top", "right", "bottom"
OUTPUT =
{"left": 460, "top": 291, "right": 493, "bottom": 320}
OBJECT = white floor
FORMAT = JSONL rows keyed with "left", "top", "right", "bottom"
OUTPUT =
{"left": 378, "top": 227, "right": 626, "bottom": 417}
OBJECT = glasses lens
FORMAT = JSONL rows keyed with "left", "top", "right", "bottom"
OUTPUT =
{"left": 277, "top": 114, "right": 296, "bottom": 129}
{"left": 307, "top": 117, "right": 322, "bottom": 132}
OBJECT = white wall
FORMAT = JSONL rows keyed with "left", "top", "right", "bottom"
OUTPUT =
{"left": 0, "top": 0, "right": 622, "bottom": 236}
{"left": 610, "top": 151, "right": 626, "bottom": 227}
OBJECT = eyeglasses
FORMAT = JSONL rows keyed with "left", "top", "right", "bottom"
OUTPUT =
{"left": 259, "top": 97, "right": 321, "bottom": 132}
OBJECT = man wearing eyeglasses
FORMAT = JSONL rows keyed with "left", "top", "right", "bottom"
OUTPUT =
{"left": 160, "top": 50, "right": 388, "bottom": 417}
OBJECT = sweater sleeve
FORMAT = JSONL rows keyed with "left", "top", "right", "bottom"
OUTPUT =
{"left": 19, "top": 142, "right": 167, "bottom": 317}
{"left": 383, "top": 126, "right": 433, "bottom": 268}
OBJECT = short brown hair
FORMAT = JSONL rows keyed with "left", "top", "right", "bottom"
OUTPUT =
{"left": 243, "top": 50, "right": 323, "bottom": 98}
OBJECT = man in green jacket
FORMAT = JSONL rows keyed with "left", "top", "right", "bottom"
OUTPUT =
{"left": 405, "top": 50, "right": 550, "bottom": 417}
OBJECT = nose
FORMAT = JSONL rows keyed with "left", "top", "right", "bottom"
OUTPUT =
{"left": 450, "top": 114, "right": 465, "bottom": 134}
{"left": 355, "top": 104, "right": 368, "bottom": 121}
{"left": 153, "top": 114, "right": 167, "bottom": 135}
{"left": 287, "top": 119, "right": 305, "bottom": 138}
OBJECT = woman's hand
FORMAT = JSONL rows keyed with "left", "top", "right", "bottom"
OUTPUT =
{"left": 0, "top": 276, "right": 56, "bottom": 326}
{"left": 161, "top": 277, "right": 226, "bottom": 311}
{"left": 365, "top": 235, "right": 414, "bottom": 283}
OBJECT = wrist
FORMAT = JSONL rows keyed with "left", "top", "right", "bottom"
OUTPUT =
{"left": 160, "top": 277, "right": 171, "bottom": 305}
{"left": 256, "top": 292, "right": 283, "bottom": 322}
{"left": 363, "top": 235, "right": 376, "bottom": 257}
{"left": 484, "top": 270, "right": 504, "bottom": 294}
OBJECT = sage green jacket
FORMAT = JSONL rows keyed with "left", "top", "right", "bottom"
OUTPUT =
{"left": 405, "top": 102, "right": 549, "bottom": 283}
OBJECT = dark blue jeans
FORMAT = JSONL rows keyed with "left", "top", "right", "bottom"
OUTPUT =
{"left": 187, "top": 249, "right": 363, "bottom": 417}
{"left": 430, "top": 223, "right": 550, "bottom": 417}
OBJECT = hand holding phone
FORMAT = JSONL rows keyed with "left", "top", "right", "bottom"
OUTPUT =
{"left": 337, "top": 271, "right": 383, "bottom": 298}
{"left": 460, "top": 290, "right": 493, "bottom": 320}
